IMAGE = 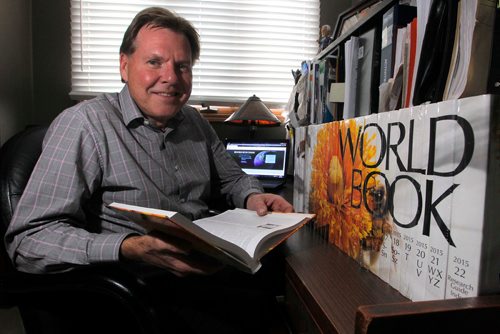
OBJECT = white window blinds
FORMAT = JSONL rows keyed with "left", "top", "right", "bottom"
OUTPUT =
{"left": 70, "top": 0, "right": 320, "bottom": 105}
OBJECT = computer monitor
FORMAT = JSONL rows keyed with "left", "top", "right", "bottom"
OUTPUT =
{"left": 225, "top": 139, "right": 289, "bottom": 189}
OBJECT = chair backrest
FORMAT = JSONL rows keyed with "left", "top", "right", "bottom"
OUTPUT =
{"left": 0, "top": 125, "right": 48, "bottom": 272}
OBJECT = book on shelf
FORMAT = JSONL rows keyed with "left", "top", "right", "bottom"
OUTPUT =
{"left": 412, "top": 0, "right": 459, "bottom": 105}
{"left": 328, "top": 46, "right": 344, "bottom": 121}
{"left": 403, "top": 17, "right": 417, "bottom": 108}
{"left": 311, "top": 61, "right": 321, "bottom": 124}
{"left": 379, "top": 3, "right": 417, "bottom": 85}
{"left": 447, "top": 0, "right": 497, "bottom": 100}
{"left": 355, "top": 26, "right": 381, "bottom": 117}
{"left": 302, "top": 94, "right": 499, "bottom": 301}
{"left": 318, "top": 59, "right": 334, "bottom": 123}
{"left": 304, "top": 124, "right": 321, "bottom": 213}
{"left": 378, "top": 25, "right": 407, "bottom": 113}
{"left": 109, "top": 202, "right": 315, "bottom": 274}
{"left": 343, "top": 36, "right": 359, "bottom": 120}
{"left": 406, "top": 0, "right": 432, "bottom": 108}
{"left": 293, "top": 126, "right": 308, "bottom": 212}
{"left": 444, "top": 95, "right": 499, "bottom": 299}
{"left": 487, "top": 5, "right": 500, "bottom": 95}
{"left": 359, "top": 111, "right": 392, "bottom": 285}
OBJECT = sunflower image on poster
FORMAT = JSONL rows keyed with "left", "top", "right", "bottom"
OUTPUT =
{"left": 309, "top": 119, "right": 392, "bottom": 264}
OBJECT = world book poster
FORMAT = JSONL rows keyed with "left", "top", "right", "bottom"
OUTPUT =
{"left": 298, "top": 94, "right": 499, "bottom": 301}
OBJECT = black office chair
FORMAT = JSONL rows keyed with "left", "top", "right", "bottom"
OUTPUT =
{"left": 0, "top": 126, "right": 165, "bottom": 334}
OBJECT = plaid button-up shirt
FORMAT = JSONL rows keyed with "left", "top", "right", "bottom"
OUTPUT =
{"left": 6, "top": 85, "right": 263, "bottom": 273}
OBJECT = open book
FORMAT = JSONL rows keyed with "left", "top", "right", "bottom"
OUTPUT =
{"left": 109, "top": 202, "right": 315, "bottom": 274}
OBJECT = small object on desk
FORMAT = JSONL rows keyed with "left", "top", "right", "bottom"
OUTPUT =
{"left": 200, "top": 103, "right": 218, "bottom": 113}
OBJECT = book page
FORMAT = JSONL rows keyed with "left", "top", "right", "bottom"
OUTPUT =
{"left": 193, "top": 209, "right": 314, "bottom": 259}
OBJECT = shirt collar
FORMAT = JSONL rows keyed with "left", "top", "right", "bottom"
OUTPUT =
{"left": 118, "top": 85, "right": 185, "bottom": 129}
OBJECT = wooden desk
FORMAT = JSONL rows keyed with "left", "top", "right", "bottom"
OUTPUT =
{"left": 283, "top": 227, "right": 500, "bottom": 334}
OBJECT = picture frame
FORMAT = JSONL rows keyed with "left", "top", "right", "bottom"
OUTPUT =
{"left": 333, "top": 0, "right": 384, "bottom": 40}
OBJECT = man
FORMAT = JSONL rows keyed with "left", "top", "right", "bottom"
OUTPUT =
{"left": 5, "top": 7, "right": 293, "bottom": 332}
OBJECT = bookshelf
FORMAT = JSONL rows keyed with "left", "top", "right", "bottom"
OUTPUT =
{"left": 285, "top": 0, "right": 500, "bottom": 332}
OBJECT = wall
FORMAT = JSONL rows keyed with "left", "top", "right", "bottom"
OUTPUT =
{"left": 320, "top": 0, "right": 353, "bottom": 30}
{"left": 0, "top": 0, "right": 34, "bottom": 146}
{"left": 0, "top": 4, "right": 32, "bottom": 332}
{"left": 31, "top": 0, "right": 73, "bottom": 126}
{"left": 0, "top": 0, "right": 72, "bottom": 146}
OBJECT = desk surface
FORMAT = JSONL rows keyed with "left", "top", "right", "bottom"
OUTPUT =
{"left": 283, "top": 225, "right": 408, "bottom": 334}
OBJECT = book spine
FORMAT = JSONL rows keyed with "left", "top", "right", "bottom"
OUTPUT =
{"left": 319, "top": 59, "right": 333, "bottom": 123}
{"left": 404, "top": 103, "right": 430, "bottom": 302}
{"left": 359, "top": 113, "right": 385, "bottom": 280}
{"left": 404, "top": 17, "right": 418, "bottom": 108}
{"left": 309, "top": 61, "right": 320, "bottom": 124}
{"left": 304, "top": 124, "right": 320, "bottom": 213}
{"left": 380, "top": 4, "right": 418, "bottom": 85}
{"left": 385, "top": 108, "right": 407, "bottom": 293}
{"left": 343, "top": 36, "right": 359, "bottom": 120}
{"left": 372, "top": 111, "right": 391, "bottom": 285}
{"left": 478, "top": 95, "right": 500, "bottom": 295}
{"left": 388, "top": 107, "right": 421, "bottom": 295}
{"left": 423, "top": 100, "right": 458, "bottom": 300}
{"left": 388, "top": 228, "right": 403, "bottom": 292}
{"left": 379, "top": 6, "right": 395, "bottom": 85}
{"left": 356, "top": 27, "right": 380, "bottom": 117}
{"left": 445, "top": 95, "right": 496, "bottom": 298}
{"left": 293, "top": 126, "right": 308, "bottom": 213}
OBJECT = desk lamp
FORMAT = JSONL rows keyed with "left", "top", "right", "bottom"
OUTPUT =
{"left": 224, "top": 95, "right": 281, "bottom": 138}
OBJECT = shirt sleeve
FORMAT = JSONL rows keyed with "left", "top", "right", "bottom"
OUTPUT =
{"left": 4, "top": 109, "right": 131, "bottom": 274}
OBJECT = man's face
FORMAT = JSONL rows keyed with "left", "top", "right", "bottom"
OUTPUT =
{"left": 120, "top": 26, "right": 193, "bottom": 126}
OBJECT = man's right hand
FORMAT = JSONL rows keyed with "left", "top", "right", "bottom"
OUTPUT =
{"left": 120, "top": 231, "right": 224, "bottom": 277}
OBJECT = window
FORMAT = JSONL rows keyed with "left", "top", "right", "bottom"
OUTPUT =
{"left": 70, "top": 0, "right": 320, "bottom": 106}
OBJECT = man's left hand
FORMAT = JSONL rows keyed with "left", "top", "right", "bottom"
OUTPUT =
{"left": 245, "top": 193, "right": 294, "bottom": 216}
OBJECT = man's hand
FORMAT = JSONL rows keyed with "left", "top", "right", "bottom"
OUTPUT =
{"left": 120, "top": 227, "right": 223, "bottom": 277}
{"left": 245, "top": 193, "right": 294, "bottom": 216}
